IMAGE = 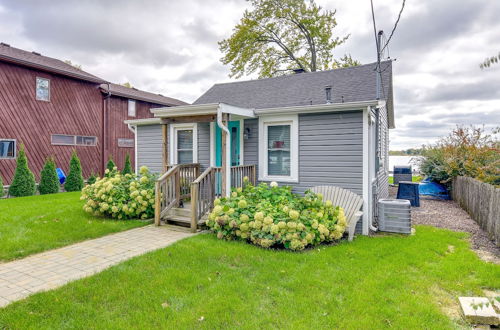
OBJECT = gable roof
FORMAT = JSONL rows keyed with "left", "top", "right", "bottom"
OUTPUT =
{"left": 100, "top": 83, "right": 188, "bottom": 107}
{"left": 0, "top": 42, "right": 107, "bottom": 84}
{"left": 194, "top": 61, "right": 394, "bottom": 127}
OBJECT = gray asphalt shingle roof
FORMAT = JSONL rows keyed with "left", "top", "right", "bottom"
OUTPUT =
{"left": 100, "top": 83, "right": 188, "bottom": 107}
{"left": 194, "top": 61, "right": 393, "bottom": 110}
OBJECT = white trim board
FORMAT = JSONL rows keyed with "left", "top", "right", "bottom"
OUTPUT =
{"left": 258, "top": 114, "right": 299, "bottom": 183}
{"left": 169, "top": 123, "right": 198, "bottom": 165}
{"left": 362, "top": 107, "right": 370, "bottom": 235}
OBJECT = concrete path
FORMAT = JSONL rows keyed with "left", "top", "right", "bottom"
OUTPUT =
{"left": 0, "top": 225, "right": 195, "bottom": 308}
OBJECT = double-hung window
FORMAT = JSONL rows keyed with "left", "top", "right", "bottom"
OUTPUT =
{"left": 259, "top": 115, "right": 298, "bottom": 182}
{"left": 0, "top": 139, "right": 16, "bottom": 159}
{"left": 170, "top": 124, "right": 197, "bottom": 164}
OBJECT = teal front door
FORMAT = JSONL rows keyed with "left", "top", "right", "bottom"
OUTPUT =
{"left": 215, "top": 121, "right": 241, "bottom": 167}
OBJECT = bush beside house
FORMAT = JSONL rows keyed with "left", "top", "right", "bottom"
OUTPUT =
{"left": 206, "top": 179, "right": 347, "bottom": 251}
{"left": 39, "top": 157, "right": 60, "bottom": 195}
{"left": 106, "top": 157, "right": 116, "bottom": 176}
{"left": 122, "top": 154, "right": 133, "bottom": 175}
{"left": 81, "top": 166, "right": 156, "bottom": 220}
{"left": 9, "top": 145, "right": 36, "bottom": 197}
{"left": 0, "top": 175, "right": 3, "bottom": 197}
{"left": 65, "top": 151, "right": 84, "bottom": 192}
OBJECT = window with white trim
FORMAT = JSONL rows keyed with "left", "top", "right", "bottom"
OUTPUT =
{"left": 170, "top": 124, "right": 198, "bottom": 164}
{"left": 128, "top": 100, "right": 136, "bottom": 117}
{"left": 36, "top": 77, "right": 50, "bottom": 101}
{"left": 51, "top": 134, "right": 97, "bottom": 146}
{"left": 258, "top": 115, "right": 298, "bottom": 182}
{"left": 0, "top": 139, "right": 16, "bottom": 159}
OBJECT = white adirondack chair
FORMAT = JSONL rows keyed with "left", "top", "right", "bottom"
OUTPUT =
{"left": 310, "top": 186, "right": 364, "bottom": 241}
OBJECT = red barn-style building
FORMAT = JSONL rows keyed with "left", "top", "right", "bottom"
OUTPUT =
{"left": 0, "top": 43, "right": 186, "bottom": 184}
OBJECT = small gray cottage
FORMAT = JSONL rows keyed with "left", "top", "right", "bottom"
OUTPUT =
{"left": 125, "top": 61, "right": 394, "bottom": 235}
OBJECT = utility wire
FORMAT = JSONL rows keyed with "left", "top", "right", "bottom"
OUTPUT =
{"left": 380, "top": 0, "right": 406, "bottom": 53}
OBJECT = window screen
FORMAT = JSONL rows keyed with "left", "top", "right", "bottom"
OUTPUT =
{"left": 76, "top": 136, "right": 97, "bottom": 146}
{"left": 0, "top": 140, "right": 15, "bottom": 158}
{"left": 36, "top": 77, "right": 50, "bottom": 101}
{"left": 177, "top": 129, "right": 193, "bottom": 163}
{"left": 267, "top": 125, "right": 291, "bottom": 176}
{"left": 51, "top": 135, "right": 75, "bottom": 145}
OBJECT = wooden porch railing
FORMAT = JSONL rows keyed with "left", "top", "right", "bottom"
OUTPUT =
{"left": 189, "top": 164, "right": 256, "bottom": 232}
{"left": 230, "top": 165, "right": 257, "bottom": 188}
{"left": 154, "top": 163, "right": 200, "bottom": 226}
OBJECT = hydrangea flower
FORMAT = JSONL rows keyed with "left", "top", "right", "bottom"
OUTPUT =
{"left": 270, "top": 181, "right": 278, "bottom": 187}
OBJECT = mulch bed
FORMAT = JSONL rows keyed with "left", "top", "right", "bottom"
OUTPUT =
{"left": 388, "top": 186, "right": 499, "bottom": 262}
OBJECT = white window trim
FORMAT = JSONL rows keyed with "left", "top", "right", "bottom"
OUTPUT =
{"left": 169, "top": 123, "right": 198, "bottom": 164}
{"left": 36, "top": 77, "right": 50, "bottom": 101}
{"left": 258, "top": 114, "right": 299, "bottom": 183}
{"left": 128, "top": 99, "right": 136, "bottom": 117}
{"left": 0, "top": 139, "right": 16, "bottom": 159}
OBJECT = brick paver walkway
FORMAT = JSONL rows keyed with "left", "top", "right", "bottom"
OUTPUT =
{"left": 0, "top": 225, "right": 194, "bottom": 308}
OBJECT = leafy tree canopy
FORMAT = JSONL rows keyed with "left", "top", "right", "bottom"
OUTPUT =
{"left": 219, "top": 0, "right": 359, "bottom": 78}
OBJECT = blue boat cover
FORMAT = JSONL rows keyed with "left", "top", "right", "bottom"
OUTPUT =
{"left": 56, "top": 168, "right": 66, "bottom": 185}
{"left": 418, "top": 177, "right": 450, "bottom": 200}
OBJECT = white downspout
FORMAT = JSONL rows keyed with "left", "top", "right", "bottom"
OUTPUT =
{"left": 217, "top": 105, "right": 231, "bottom": 197}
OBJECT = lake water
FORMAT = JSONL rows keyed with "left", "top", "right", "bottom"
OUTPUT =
{"left": 389, "top": 155, "right": 423, "bottom": 173}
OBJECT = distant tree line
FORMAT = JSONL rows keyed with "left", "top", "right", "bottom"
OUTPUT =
{"left": 389, "top": 148, "right": 422, "bottom": 156}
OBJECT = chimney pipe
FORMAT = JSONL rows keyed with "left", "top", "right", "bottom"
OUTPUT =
{"left": 325, "top": 85, "right": 332, "bottom": 104}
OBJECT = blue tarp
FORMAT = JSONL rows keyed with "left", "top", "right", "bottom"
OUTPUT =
{"left": 418, "top": 177, "right": 450, "bottom": 200}
{"left": 56, "top": 168, "right": 66, "bottom": 185}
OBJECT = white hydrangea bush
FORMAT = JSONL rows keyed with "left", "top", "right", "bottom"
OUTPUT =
{"left": 206, "top": 178, "right": 348, "bottom": 251}
{"left": 81, "top": 166, "right": 156, "bottom": 220}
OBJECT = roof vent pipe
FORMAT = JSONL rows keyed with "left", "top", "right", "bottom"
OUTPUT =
{"left": 325, "top": 85, "right": 332, "bottom": 104}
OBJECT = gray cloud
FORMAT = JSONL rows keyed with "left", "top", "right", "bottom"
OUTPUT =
{"left": 0, "top": 0, "right": 499, "bottom": 149}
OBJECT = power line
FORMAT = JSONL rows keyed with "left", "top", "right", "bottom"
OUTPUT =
{"left": 380, "top": 0, "right": 406, "bottom": 53}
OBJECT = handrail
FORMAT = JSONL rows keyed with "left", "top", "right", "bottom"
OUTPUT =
{"left": 190, "top": 164, "right": 256, "bottom": 233}
{"left": 154, "top": 163, "right": 200, "bottom": 226}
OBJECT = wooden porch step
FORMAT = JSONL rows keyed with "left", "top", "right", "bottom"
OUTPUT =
{"left": 164, "top": 207, "right": 206, "bottom": 228}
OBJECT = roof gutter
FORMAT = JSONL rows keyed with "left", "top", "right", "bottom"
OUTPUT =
{"left": 254, "top": 100, "right": 381, "bottom": 116}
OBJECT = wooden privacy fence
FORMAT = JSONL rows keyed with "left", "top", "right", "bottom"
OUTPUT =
{"left": 453, "top": 176, "right": 500, "bottom": 246}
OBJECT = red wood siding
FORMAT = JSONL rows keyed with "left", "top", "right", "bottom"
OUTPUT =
{"left": 0, "top": 61, "right": 103, "bottom": 184}
{"left": 106, "top": 96, "right": 158, "bottom": 172}
{"left": 0, "top": 61, "right": 165, "bottom": 185}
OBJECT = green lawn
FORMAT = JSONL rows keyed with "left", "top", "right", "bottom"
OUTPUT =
{"left": 0, "top": 226, "right": 498, "bottom": 329}
{"left": 389, "top": 175, "right": 423, "bottom": 185}
{"left": 0, "top": 192, "right": 148, "bottom": 261}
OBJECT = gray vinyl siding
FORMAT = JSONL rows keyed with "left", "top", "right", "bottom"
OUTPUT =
{"left": 243, "top": 119, "right": 258, "bottom": 168}
{"left": 375, "top": 106, "right": 390, "bottom": 218}
{"left": 244, "top": 111, "right": 363, "bottom": 196}
{"left": 198, "top": 122, "right": 210, "bottom": 170}
{"left": 136, "top": 123, "right": 210, "bottom": 173}
{"left": 136, "top": 124, "right": 163, "bottom": 173}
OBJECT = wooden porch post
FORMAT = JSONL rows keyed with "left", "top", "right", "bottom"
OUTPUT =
{"left": 221, "top": 118, "right": 228, "bottom": 197}
{"left": 162, "top": 123, "right": 168, "bottom": 172}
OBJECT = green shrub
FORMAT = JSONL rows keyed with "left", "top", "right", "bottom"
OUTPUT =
{"left": 39, "top": 157, "right": 60, "bottom": 194}
{"left": 87, "top": 172, "right": 97, "bottom": 185}
{"left": 122, "top": 154, "right": 133, "bottom": 175}
{"left": 106, "top": 157, "right": 116, "bottom": 176}
{"left": 417, "top": 126, "right": 499, "bottom": 186}
{"left": 8, "top": 145, "right": 36, "bottom": 197}
{"left": 65, "top": 151, "right": 84, "bottom": 192}
{"left": 81, "top": 166, "right": 156, "bottom": 220}
{"left": 0, "top": 175, "right": 3, "bottom": 198}
{"left": 206, "top": 179, "right": 347, "bottom": 251}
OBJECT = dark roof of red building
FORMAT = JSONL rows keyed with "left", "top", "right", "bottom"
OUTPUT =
{"left": 0, "top": 42, "right": 107, "bottom": 84}
{"left": 100, "top": 83, "right": 188, "bottom": 107}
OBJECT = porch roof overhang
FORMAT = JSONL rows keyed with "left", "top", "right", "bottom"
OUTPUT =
{"left": 124, "top": 118, "right": 161, "bottom": 126}
{"left": 150, "top": 102, "right": 256, "bottom": 120}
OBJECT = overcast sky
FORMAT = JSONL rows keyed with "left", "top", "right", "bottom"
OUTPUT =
{"left": 0, "top": 0, "right": 499, "bottom": 149}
